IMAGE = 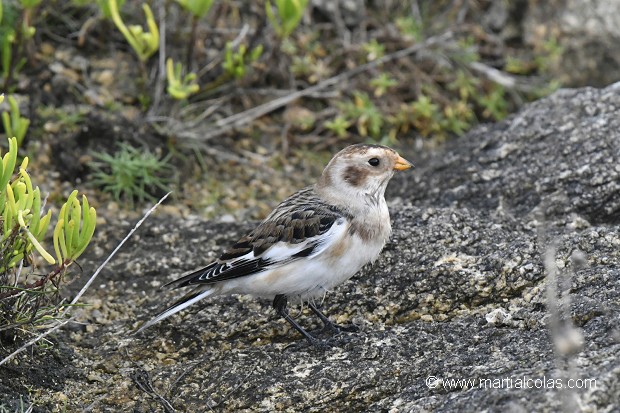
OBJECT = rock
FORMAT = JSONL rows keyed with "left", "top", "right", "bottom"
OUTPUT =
{"left": 390, "top": 83, "right": 620, "bottom": 225}
{"left": 2, "top": 84, "right": 619, "bottom": 411}
{"left": 480, "top": 0, "right": 620, "bottom": 86}
{"left": 522, "top": 0, "right": 620, "bottom": 87}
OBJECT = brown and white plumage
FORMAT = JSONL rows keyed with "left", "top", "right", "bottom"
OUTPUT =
{"left": 139, "top": 144, "right": 412, "bottom": 344}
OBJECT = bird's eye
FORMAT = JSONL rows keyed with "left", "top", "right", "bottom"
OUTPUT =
{"left": 368, "top": 158, "right": 380, "bottom": 167}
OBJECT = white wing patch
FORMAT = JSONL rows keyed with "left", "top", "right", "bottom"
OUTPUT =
{"left": 261, "top": 217, "right": 348, "bottom": 262}
{"left": 182, "top": 217, "right": 349, "bottom": 285}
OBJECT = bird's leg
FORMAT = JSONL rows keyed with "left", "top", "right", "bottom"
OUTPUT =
{"left": 308, "top": 302, "right": 359, "bottom": 333}
{"left": 308, "top": 302, "right": 338, "bottom": 331}
{"left": 273, "top": 294, "right": 322, "bottom": 347}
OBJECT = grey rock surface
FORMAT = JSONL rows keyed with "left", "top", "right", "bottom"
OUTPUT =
{"left": 530, "top": 0, "right": 620, "bottom": 87}
{"left": 3, "top": 84, "right": 620, "bottom": 412}
{"left": 390, "top": 84, "right": 620, "bottom": 223}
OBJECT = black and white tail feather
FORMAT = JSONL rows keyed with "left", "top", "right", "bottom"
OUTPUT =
{"left": 137, "top": 286, "right": 218, "bottom": 332}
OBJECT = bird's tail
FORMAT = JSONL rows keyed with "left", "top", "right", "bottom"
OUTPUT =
{"left": 163, "top": 263, "right": 217, "bottom": 289}
{"left": 136, "top": 287, "right": 217, "bottom": 333}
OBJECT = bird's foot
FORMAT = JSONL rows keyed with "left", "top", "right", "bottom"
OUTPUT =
{"left": 320, "top": 320, "right": 359, "bottom": 335}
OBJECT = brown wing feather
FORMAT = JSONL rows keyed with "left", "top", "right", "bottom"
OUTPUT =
{"left": 165, "top": 187, "right": 350, "bottom": 289}
{"left": 220, "top": 187, "right": 346, "bottom": 260}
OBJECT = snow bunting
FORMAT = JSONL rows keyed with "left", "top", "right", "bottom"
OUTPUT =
{"left": 139, "top": 144, "right": 412, "bottom": 345}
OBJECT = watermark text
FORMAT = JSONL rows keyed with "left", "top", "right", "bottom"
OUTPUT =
{"left": 426, "top": 375, "right": 597, "bottom": 391}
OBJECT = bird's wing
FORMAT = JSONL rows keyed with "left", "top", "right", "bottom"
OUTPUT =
{"left": 165, "top": 188, "right": 350, "bottom": 289}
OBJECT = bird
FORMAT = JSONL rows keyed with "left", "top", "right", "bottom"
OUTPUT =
{"left": 138, "top": 144, "right": 413, "bottom": 346}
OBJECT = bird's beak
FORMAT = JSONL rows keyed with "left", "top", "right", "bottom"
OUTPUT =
{"left": 393, "top": 155, "right": 414, "bottom": 171}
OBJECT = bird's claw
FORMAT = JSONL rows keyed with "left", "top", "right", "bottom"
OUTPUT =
{"left": 321, "top": 321, "right": 359, "bottom": 335}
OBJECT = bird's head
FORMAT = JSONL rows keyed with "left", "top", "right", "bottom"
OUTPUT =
{"left": 316, "top": 144, "right": 413, "bottom": 208}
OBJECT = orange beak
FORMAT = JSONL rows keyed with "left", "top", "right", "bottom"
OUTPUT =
{"left": 393, "top": 155, "right": 414, "bottom": 171}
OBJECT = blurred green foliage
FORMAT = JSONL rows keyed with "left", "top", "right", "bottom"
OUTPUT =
{"left": 1, "top": 95, "right": 30, "bottom": 147}
{"left": 0, "top": 134, "right": 96, "bottom": 335}
{"left": 222, "top": 42, "right": 264, "bottom": 79}
{"left": 90, "top": 143, "right": 172, "bottom": 207}
{"left": 266, "top": 0, "right": 309, "bottom": 39}
{"left": 95, "top": 0, "right": 125, "bottom": 20}
{"left": 166, "top": 58, "right": 200, "bottom": 100}
{"left": 105, "top": 0, "right": 159, "bottom": 62}
{"left": 175, "top": 0, "right": 214, "bottom": 19}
